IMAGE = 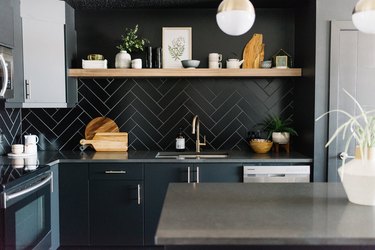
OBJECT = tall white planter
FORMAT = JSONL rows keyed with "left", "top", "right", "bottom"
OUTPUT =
{"left": 338, "top": 148, "right": 375, "bottom": 206}
{"left": 272, "top": 132, "right": 290, "bottom": 144}
{"left": 115, "top": 50, "right": 131, "bottom": 68}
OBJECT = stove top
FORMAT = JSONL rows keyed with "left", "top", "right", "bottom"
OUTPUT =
{"left": 0, "top": 163, "right": 50, "bottom": 192}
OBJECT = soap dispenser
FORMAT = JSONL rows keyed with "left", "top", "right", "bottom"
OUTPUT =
{"left": 175, "top": 128, "right": 185, "bottom": 152}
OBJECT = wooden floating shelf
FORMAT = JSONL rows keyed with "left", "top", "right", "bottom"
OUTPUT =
{"left": 68, "top": 68, "right": 302, "bottom": 78}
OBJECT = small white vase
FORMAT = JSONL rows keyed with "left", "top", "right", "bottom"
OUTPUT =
{"left": 338, "top": 155, "right": 375, "bottom": 206}
{"left": 115, "top": 50, "right": 131, "bottom": 68}
{"left": 272, "top": 132, "right": 290, "bottom": 144}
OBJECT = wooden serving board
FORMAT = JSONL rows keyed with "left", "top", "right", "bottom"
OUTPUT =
{"left": 242, "top": 33, "right": 264, "bottom": 69}
{"left": 80, "top": 132, "right": 128, "bottom": 152}
{"left": 85, "top": 117, "right": 119, "bottom": 140}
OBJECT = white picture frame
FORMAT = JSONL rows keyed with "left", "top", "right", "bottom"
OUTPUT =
{"left": 162, "top": 27, "right": 192, "bottom": 68}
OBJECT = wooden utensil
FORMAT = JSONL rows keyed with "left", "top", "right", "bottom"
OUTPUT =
{"left": 85, "top": 117, "right": 119, "bottom": 140}
{"left": 80, "top": 132, "right": 128, "bottom": 152}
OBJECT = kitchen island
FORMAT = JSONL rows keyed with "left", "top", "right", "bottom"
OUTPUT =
{"left": 155, "top": 183, "right": 375, "bottom": 249}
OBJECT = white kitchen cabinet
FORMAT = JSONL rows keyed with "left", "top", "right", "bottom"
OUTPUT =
{"left": 6, "top": 0, "right": 77, "bottom": 108}
{"left": 0, "top": 0, "right": 14, "bottom": 48}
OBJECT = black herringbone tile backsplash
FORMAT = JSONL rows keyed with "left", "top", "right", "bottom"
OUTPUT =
{"left": 0, "top": 108, "right": 22, "bottom": 154}
{"left": 21, "top": 78, "right": 295, "bottom": 151}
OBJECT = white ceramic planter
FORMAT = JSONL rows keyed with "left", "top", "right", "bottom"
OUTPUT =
{"left": 338, "top": 156, "right": 375, "bottom": 206}
{"left": 115, "top": 50, "right": 131, "bottom": 68}
{"left": 272, "top": 132, "right": 290, "bottom": 144}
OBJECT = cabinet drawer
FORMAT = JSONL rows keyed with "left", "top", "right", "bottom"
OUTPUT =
{"left": 89, "top": 163, "right": 143, "bottom": 180}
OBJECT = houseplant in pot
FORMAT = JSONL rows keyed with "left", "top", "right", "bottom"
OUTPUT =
{"left": 260, "top": 115, "right": 298, "bottom": 144}
{"left": 115, "top": 24, "right": 149, "bottom": 68}
{"left": 317, "top": 90, "right": 375, "bottom": 206}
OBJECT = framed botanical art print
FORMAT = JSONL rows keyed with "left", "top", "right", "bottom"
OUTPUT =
{"left": 162, "top": 27, "right": 192, "bottom": 68}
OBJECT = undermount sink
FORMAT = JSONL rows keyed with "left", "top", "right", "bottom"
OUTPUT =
{"left": 155, "top": 151, "right": 229, "bottom": 159}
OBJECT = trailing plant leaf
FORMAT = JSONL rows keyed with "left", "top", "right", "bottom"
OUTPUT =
{"left": 316, "top": 89, "right": 375, "bottom": 160}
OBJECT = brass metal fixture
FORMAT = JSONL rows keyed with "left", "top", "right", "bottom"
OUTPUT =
{"left": 192, "top": 115, "right": 206, "bottom": 153}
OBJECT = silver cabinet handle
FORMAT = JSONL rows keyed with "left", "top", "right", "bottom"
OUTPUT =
{"left": 4, "top": 173, "right": 52, "bottom": 208}
{"left": 0, "top": 55, "right": 8, "bottom": 97}
{"left": 196, "top": 166, "right": 200, "bottom": 183}
{"left": 339, "top": 152, "right": 354, "bottom": 160}
{"left": 25, "top": 80, "right": 31, "bottom": 99}
{"left": 137, "top": 184, "right": 141, "bottom": 205}
{"left": 187, "top": 166, "right": 191, "bottom": 183}
{"left": 104, "top": 170, "right": 126, "bottom": 174}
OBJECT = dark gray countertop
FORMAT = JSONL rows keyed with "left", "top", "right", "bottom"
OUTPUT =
{"left": 155, "top": 183, "right": 375, "bottom": 246}
{"left": 1, "top": 150, "right": 312, "bottom": 166}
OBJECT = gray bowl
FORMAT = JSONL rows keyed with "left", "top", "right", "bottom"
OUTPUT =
{"left": 181, "top": 60, "right": 200, "bottom": 68}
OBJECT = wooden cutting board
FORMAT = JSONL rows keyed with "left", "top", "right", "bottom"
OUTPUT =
{"left": 85, "top": 117, "right": 120, "bottom": 140}
{"left": 80, "top": 132, "right": 128, "bottom": 152}
{"left": 242, "top": 33, "right": 264, "bottom": 68}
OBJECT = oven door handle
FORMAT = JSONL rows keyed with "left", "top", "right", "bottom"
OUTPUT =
{"left": 0, "top": 54, "right": 8, "bottom": 97}
{"left": 5, "top": 173, "right": 52, "bottom": 205}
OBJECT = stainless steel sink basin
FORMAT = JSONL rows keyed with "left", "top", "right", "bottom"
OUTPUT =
{"left": 155, "top": 151, "right": 229, "bottom": 159}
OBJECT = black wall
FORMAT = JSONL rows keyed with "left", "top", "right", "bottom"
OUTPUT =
{"left": 18, "top": 7, "right": 314, "bottom": 154}
{"left": 75, "top": 8, "right": 296, "bottom": 68}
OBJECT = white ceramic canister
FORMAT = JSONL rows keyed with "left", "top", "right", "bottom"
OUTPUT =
{"left": 115, "top": 50, "right": 131, "bottom": 68}
{"left": 24, "top": 144, "right": 38, "bottom": 154}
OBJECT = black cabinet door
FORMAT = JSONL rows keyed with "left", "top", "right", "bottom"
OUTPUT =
{"left": 59, "top": 163, "right": 89, "bottom": 246}
{"left": 0, "top": 0, "right": 14, "bottom": 48}
{"left": 197, "top": 163, "right": 243, "bottom": 183}
{"left": 89, "top": 179, "right": 144, "bottom": 246}
{"left": 144, "top": 163, "right": 192, "bottom": 245}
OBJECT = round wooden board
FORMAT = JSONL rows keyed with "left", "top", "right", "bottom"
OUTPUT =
{"left": 85, "top": 117, "right": 120, "bottom": 140}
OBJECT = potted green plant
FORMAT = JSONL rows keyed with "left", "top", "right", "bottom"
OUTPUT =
{"left": 260, "top": 115, "right": 298, "bottom": 144}
{"left": 316, "top": 90, "right": 375, "bottom": 206}
{"left": 115, "top": 24, "right": 149, "bottom": 68}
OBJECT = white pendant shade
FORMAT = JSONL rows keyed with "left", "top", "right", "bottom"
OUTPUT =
{"left": 352, "top": 0, "right": 375, "bottom": 34}
{"left": 216, "top": 0, "right": 255, "bottom": 36}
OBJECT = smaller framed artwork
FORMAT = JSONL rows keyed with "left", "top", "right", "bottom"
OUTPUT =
{"left": 162, "top": 27, "right": 192, "bottom": 68}
{"left": 275, "top": 55, "right": 288, "bottom": 69}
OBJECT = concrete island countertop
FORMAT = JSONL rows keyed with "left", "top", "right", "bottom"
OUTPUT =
{"left": 155, "top": 183, "right": 375, "bottom": 247}
{"left": 1, "top": 150, "right": 312, "bottom": 166}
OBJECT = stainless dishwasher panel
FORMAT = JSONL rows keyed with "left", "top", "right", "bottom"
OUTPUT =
{"left": 243, "top": 165, "right": 310, "bottom": 183}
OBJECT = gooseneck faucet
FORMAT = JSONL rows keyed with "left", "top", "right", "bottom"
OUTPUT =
{"left": 192, "top": 115, "right": 206, "bottom": 153}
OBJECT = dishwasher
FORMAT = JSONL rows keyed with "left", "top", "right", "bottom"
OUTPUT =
{"left": 243, "top": 165, "right": 310, "bottom": 183}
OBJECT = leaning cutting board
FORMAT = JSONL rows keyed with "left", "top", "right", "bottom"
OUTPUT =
{"left": 80, "top": 132, "right": 128, "bottom": 152}
{"left": 242, "top": 33, "right": 264, "bottom": 68}
{"left": 85, "top": 117, "right": 120, "bottom": 140}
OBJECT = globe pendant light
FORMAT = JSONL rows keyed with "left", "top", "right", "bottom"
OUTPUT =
{"left": 216, "top": 0, "right": 256, "bottom": 36}
{"left": 352, "top": 0, "right": 375, "bottom": 34}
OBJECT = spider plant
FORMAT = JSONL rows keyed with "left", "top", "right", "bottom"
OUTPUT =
{"left": 316, "top": 89, "right": 375, "bottom": 161}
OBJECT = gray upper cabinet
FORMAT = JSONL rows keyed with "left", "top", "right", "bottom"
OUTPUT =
{"left": 6, "top": 0, "right": 77, "bottom": 108}
{"left": 0, "top": 0, "right": 14, "bottom": 48}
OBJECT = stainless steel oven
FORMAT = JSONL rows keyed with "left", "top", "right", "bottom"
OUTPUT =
{"left": 1, "top": 171, "right": 52, "bottom": 250}
{"left": 0, "top": 45, "right": 14, "bottom": 99}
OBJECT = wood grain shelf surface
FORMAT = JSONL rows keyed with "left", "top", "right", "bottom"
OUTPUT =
{"left": 68, "top": 68, "right": 302, "bottom": 78}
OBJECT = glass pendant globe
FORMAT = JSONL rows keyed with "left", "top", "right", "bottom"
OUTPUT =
{"left": 216, "top": 0, "right": 256, "bottom": 36}
{"left": 352, "top": 0, "right": 375, "bottom": 34}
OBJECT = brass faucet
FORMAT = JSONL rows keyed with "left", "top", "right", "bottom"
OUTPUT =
{"left": 192, "top": 115, "right": 206, "bottom": 153}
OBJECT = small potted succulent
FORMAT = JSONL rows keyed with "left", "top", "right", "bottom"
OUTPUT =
{"left": 260, "top": 115, "right": 298, "bottom": 144}
{"left": 115, "top": 24, "right": 149, "bottom": 68}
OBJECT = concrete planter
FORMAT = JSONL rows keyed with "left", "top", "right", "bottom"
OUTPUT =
{"left": 338, "top": 148, "right": 375, "bottom": 206}
{"left": 272, "top": 132, "right": 290, "bottom": 144}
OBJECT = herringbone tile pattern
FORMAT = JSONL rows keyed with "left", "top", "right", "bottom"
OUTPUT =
{"left": 0, "top": 108, "right": 22, "bottom": 154}
{"left": 21, "top": 78, "right": 295, "bottom": 151}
